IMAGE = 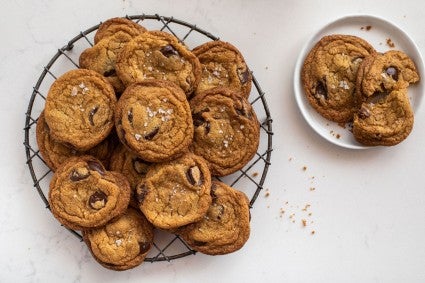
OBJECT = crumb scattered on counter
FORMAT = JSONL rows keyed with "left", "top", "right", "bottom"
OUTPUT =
{"left": 301, "top": 219, "right": 307, "bottom": 227}
{"left": 311, "top": 230, "right": 315, "bottom": 235}
{"left": 302, "top": 166, "right": 307, "bottom": 171}
{"left": 386, "top": 38, "right": 395, "bottom": 48}
{"left": 252, "top": 172, "right": 259, "bottom": 178}
{"left": 309, "top": 187, "right": 315, "bottom": 191}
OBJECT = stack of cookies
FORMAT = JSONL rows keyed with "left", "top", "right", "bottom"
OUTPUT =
{"left": 37, "top": 17, "right": 260, "bottom": 271}
{"left": 301, "top": 34, "right": 420, "bottom": 146}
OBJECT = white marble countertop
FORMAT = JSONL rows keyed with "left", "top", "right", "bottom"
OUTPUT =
{"left": 3, "top": 0, "right": 425, "bottom": 282}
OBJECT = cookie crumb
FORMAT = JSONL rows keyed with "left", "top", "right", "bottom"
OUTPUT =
{"left": 336, "top": 134, "right": 341, "bottom": 139}
{"left": 252, "top": 172, "right": 259, "bottom": 178}
{"left": 264, "top": 191, "right": 270, "bottom": 197}
{"left": 301, "top": 204, "right": 311, "bottom": 211}
{"left": 311, "top": 230, "right": 315, "bottom": 235}
{"left": 360, "top": 25, "right": 372, "bottom": 31}
{"left": 309, "top": 187, "right": 315, "bottom": 191}
{"left": 301, "top": 219, "right": 307, "bottom": 227}
{"left": 302, "top": 166, "right": 307, "bottom": 171}
{"left": 386, "top": 38, "right": 395, "bottom": 48}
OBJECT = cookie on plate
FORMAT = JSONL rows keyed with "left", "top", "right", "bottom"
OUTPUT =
{"left": 301, "top": 34, "right": 376, "bottom": 123}
{"left": 190, "top": 87, "right": 260, "bottom": 176}
{"left": 115, "top": 31, "right": 201, "bottom": 97}
{"left": 94, "top": 17, "right": 147, "bottom": 44}
{"left": 192, "top": 40, "right": 252, "bottom": 97}
{"left": 355, "top": 50, "right": 420, "bottom": 106}
{"left": 83, "top": 207, "right": 154, "bottom": 271}
{"left": 178, "top": 180, "right": 250, "bottom": 255}
{"left": 353, "top": 88, "right": 414, "bottom": 146}
{"left": 80, "top": 31, "right": 144, "bottom": 94}
{"left": 36, "top": 111, "right": 115, "bottom": 171}
{"left": 352, "top": 50, "right": 419, "bottom": 146}
{"left": 115, "top": 80, "right": 193, "bottom": 163}
{"left": 48, "top": 156, "right": 131, "bottom": 230}
{"left": 136, "top": 152, "right": 212, "bottom": 230}
{"left": 44, "top": 69, "right": 116, "bottom": 151}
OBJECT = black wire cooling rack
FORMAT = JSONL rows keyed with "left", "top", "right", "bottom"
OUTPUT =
{"left": 24, "top": 14, "right": 273, "bottom": 262}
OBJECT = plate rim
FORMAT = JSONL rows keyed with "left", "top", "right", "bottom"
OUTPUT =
{"left": 293, "top": 14, "right": 425, "bottom": 150}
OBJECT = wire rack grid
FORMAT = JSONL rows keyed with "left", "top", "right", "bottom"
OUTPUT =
{"left": 24, "top": 14, "right": 273, "bottom": 262}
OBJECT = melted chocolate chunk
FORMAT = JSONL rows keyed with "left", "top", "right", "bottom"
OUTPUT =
{"left": 89, "top": 190, "right": 107, "bottom": 210}
{"left": 315, "top": 80, "right": 327, "bottom": 99}
{"left": 87, "top": 160, "right": 105, "bottom": 175}
{"left": 89, "top": 106, "right": 99, "bottom": 126}
{"left": 367, "top": 91, "right": 389, "bottom": 104}
{"left": 103, "top": 69, "right": 116, "bottom": 77}
{"left": 358, "top": 105, "right": 371, "bottom": 119}
{"left": 193, "top": 240, "right": 207, "bottom": 246}
{"left": 235, "top": 100, "right": 252, "bottom": 119}
{"left": 139, "top": 242, "right": 151, "bottom": 254}
{"left": 386, "top": 66, "right": 398, "bottom": 80}
{"left": 136, "top": 183, "right": 148, "bottom": 204}
{"left": 144, "top": 127, "right": 159, "bottom": 140}
{"left": 237, "top": 68, "right": 250, "bottom": 84}
{"left": 186, "top": 166, "right": 203, "bottom": 186}
{"left": 160, "top": 45, "right": 178, "bottom": 57}
{"left": 128, "top": 108, "right": 133, "bottom": 124}
{"left": 69, "top": 168, "right": 90, "bottom": 181}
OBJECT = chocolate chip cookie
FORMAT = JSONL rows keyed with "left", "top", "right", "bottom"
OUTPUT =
{"left": 302, "top": 34, "right": 376, "bottom": 123}
{"left": 115, "top": 31, "right": 201, "bottom": 97}
{"left": 83, "top": 207, "right": 154, "bottom": 271}
{"left": 48, "top": 156, "right": 131, "bottom": 230}
{"left": 353, "top": 50, "right": 419, "bottom": 146}
{"left": 80, "top": 31, "right": 143, "bottom": 94}
{"left": 115, "top": 79, "right": 194, "bottom": 163}
{"left": 178, "top": 180, "right": 250, "bottom": 255}
{"left": 36, "top": 111, "right": 115, "bottom": 171}
{"left": 192, "top": 40, "right": 252, "bottom": 97}
{"left": 136, "top": 152, "right": 212, "bottom": 230}
{"left": 355, "top": 50, "right": 419, "bottom": 106}
{"left": 44, "top": 69, "right": 116, "bottom": 151}
{"left": 190, "top": 87, "right": 260, "bottom": 176}
{"left": 94, "top": 17, "right": 147, "bottom": 44}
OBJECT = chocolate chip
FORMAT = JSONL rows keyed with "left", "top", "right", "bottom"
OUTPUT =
{"left": 89, "top": 106, "right": 99, "bottom": 126}
{"left": 160, "top": 45, "right": 178, "bottom": 57}
{"left": 89, "top": 190, "right": 107, "bottom": 210}
{"left": 358, "top": 105, "right": 371, "bottom": 119}
{"left": 192, "top": 111, "right": 210, "bottom": 134}
{"left": 128, "top": 108, "right": 133, "bottom": 124}
{"left": 315, "top": 80, "right": 327, "bottom": 99}
{"left": 186, "top": 166, "right": 203, "bottom": 186}
{"left": 237, "top": 67, "right": 250, "bottom": 84}
{"left": 87, "top": 160, "right": 105, "bottom": 175}
{"left": 136, "top": 183, "right": 148, "bottom": 204}
{"left": 235, "top": 100, "right": 252, "bottom": 119}
{"left": 132, "top": 158, "right": 150, "bottom": 175}
{"left": 138, "top": 242, "right": 151, "bottom": 254}
{"left": 386, "top": 66, "right": 398, "bottom": 80}
{"left": 103, "top": 69, "right": 116, "bottom": 77}
{"left": 210, "top": 183, "right": 218, "bottom": 200}
{"left": 144, "top": 127, "right": 159, "bottom": 140}
{"left": 69, "top": 167, "right": 90, "bottom": 181}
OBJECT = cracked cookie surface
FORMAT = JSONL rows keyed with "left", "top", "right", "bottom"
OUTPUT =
{"left": 115, "top": 80, "right": 193, "bottom": 163}
{"left": 302, "top": 34, "right": 376, "bottom": 123}
{"left": 36, "top": 111, "right": 114, "bottom": 171}
{"left": 94, "top": 17, "right": 147, "bottom": 44}
{"left": 48, "top": 156, "right": 131, "bottom": 230}
{"left": 44, "top": 69, "right": 116, "bottom": 151}
{"left": 190, "top": 87, "right": 260, "bottom": 176}
{"left": 116, "top": 31, "right": 201, "bottom": 97}
{"left": 136, "top": 152, "right": 212, "bottom": 230}
{"left": 178, "top": 180, "right": 250, "bottom": 255}
{"left": 83, "top": 207, "right": 153, "bottom": 271}
{"left": 193, "top": 40, "right": 252, "bottom": 97}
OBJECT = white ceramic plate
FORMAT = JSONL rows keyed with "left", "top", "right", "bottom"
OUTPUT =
{"left": 293, "top": 15, "right": 424, "bottom": 149}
